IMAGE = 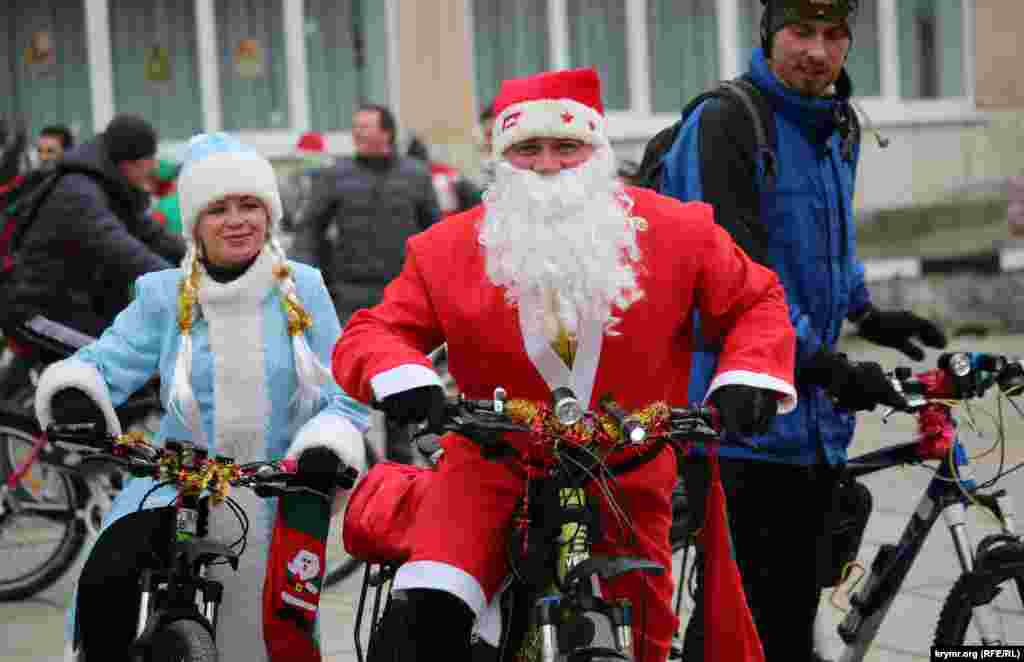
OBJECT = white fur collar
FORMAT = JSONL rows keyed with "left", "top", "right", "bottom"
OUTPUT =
{"left": 196, "top": 246, "right": 276, "bottom": 463}
{"left": 198, "top": 247, "right": 277, "bottom": 309}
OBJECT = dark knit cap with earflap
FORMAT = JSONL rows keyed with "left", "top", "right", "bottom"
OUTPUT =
{"left": 760, "top": 0, "right": 858, "bottom": 55}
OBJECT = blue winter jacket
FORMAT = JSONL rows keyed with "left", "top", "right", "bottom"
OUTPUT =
{"left": 661, "top": 48, "right": 871, "bottom": 465}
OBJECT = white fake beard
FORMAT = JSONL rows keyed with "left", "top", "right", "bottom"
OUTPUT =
{"left": 479, "top": 147, "right": 643, "bottom": 337}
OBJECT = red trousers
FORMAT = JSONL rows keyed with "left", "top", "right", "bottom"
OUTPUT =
{"left": 402, "top": 435, "right": 677, "bottom": 662}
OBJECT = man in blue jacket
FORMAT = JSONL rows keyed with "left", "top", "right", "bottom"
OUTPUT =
{"left": 660, "top": 1, "right": 947, "bottom": 660}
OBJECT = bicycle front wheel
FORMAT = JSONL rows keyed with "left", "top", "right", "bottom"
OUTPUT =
{"left": 934, "top": 547, "right": 1024, "bottom": 646}
{"left": 0, "top": 417, "right": 86, "bottom": 601}
{"left": 149, "top": 619, "right": 217, "bottom": 662}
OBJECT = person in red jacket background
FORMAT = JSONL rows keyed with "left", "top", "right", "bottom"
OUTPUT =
{"left": 406, "top": 134, "right": 482, "bottom": 218}
{"left": 332, "top": 67, "right": 797, "bottom": 662}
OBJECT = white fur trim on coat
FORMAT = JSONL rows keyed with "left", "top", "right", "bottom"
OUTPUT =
{"left": 492, "top": 98, "right": 608, "bottom": 157}
{"left": 35, "top": 358, "right": 122, "bottom": 436}
{"left": 287, "top": 412, "right": 367, "bottom": 515}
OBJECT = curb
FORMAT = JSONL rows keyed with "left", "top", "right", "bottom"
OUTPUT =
{"left": 863, "top": 246, "right": 1024, "bottom": 282}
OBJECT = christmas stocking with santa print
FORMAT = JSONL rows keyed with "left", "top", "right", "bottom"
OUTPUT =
{"left": 263, "top": 492, "right": 330, "bottom": 662}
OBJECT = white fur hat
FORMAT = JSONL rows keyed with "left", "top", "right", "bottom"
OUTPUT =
{"left": 491, "top": 67, "right": 610, "bottom": 158}
{"left": 176, "top": 132, "right": 283, "bottom": 241}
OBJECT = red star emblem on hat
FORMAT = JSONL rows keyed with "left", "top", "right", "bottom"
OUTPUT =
{"left": 561, "top": 111, "right": 574, "bottom": 124}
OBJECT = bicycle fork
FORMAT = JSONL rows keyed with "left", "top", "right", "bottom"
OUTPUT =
{"left": 838, "top": 489, "right": 1017, "bottom": 660}
{"left": 535, "top": 486, "right": 637, "bottom": 662}
{"left": 838, "top": 487, "right": 943, "bottom": 662}
{"left": 949, "top": 490, "right": 1017, "bottom": 646}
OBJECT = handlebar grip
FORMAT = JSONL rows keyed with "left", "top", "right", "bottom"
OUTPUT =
{"left": 45, "top": 422, "right": 110, "bottom": 449}
{"left": 335, "top": 464, "right": 359, "bottom": 489}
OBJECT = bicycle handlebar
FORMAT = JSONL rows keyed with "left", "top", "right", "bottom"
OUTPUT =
{"left": 887, "top": 352, "right": 1024, "bottom": 410}
{"left": 420, "top": 389, "right": 725, "bottom": 453}
{"left": 44, "top": 423, "right": 358, "bottom": 498}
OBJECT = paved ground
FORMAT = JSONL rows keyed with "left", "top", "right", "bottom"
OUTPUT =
{"left": 3, "top": 335, "right": 1024, "bottom": 661}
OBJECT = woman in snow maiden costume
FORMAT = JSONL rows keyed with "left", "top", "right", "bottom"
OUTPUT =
{"left": 34, "top": 133, "right": 371, "bottom": 662}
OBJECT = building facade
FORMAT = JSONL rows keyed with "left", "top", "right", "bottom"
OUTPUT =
{"left": 1, "top": 0, "right": 1020, "bottom": 211}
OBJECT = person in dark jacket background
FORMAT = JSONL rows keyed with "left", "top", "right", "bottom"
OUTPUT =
{"left": 292, "top": 104, "right": 440, "bottom": 465}
{"left": 4, "top": 114, "right": 186, "bottom": 337}
{"left": 292, "top": 104, "right": 440, "bottom": 324}
{"left": 659, "top": 1, "right": 947, "bottom": 660}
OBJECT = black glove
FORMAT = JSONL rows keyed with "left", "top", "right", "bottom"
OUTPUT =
{"left": 709, "top": 384, "right": 779, "bottom": 439}
{"left": 857, "top": 306, "right": 947, "bottom": 361}
{"left": 802, "top": 349, "right": 907, "bottom": 412}
{"left": 296, "top": 446, "right": 344, "bottom": 496}
{"left": 50, "top": 388, "right": 108, "bottom": 436}
{"left": 378, "top": 385, "right": 446, "bottom": 427}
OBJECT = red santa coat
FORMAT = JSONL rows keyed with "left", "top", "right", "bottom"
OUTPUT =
{"left": 333, "top": 186, "right": 795, "bottom": 421}
{"left": 332, "top": 187, "right": 795, "bottom": 662}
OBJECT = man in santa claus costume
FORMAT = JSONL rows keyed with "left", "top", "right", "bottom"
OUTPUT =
{"left": 332, "top": 67, "right": 797, "bottom": 662}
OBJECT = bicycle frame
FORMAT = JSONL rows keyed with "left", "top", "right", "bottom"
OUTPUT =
{"left": 837, "top": 437, "right": 1018, "bottom": 661}
{"left": 130, "top": 492, "right": 235, "bottom": 651}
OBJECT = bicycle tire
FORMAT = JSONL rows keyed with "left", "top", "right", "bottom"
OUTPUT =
{"left": 148, "top": 619, "right": 218, "bottom": 662}
{"left": 934, "top": 550, "right": 1024, "bottom": 646}
{"left": 0, "top": 418, "right": 86, "bottom": 601}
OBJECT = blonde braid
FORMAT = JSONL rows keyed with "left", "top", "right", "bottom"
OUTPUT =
{"left": 169, "top": 246, "right": 207, "bottom": 446}
{"left": 268, "top": 237, "right": 333, "bottom": 423}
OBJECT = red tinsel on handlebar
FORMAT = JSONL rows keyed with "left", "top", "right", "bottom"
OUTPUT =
{"left": 914, "top": 369, "right": 957, "bottom": 461}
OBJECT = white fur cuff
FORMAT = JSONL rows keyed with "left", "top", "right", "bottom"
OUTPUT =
{"left": 35, "top": 358, "right": 122, "bottom": 436}
{"left": 287, "top": 413, "right": 367, "bottom": 515}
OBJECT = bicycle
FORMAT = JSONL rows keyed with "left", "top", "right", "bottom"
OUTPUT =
{"left": 0, "top": 318, "right": 163, "bottom": 601}
{"left": 667, "top": 351, "right": 1024, "bottom": 658}
{"left": 43, "top": 420, "right": 358, "bottom": 661}
{"left": 350, "top": 387, "right": 732, "bottom": 662}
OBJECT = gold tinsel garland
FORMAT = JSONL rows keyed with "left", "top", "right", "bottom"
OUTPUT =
{"left": 502, "top": 398, "right": 671, "bottom": 451}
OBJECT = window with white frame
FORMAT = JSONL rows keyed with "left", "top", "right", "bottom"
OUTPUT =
{"left": 897, "top": 0, "right": 964, "bottom": 99}
{"left": 566, "top": 1, "right": 630, "bottom": 111}
{"left": 215, "top": 0, "right": 290, "bottom": 131}
{"left": 647, "top": 0, "right": 720, "bottom": 114}
{"left": 737, "top": 0, "right": 881, "bottom": 97}
{"left": 304, "top": 0, "right": 390, "bottom": 132}
{"left": 472, "top": 0, "right": 550, "bottom": 110}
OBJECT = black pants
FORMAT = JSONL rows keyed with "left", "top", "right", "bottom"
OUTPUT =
{"left": 679, "top": 456, "right": 841, "bottom": 662}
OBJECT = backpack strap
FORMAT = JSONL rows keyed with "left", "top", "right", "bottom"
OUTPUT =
{"left": 718, "top": 77, "right": 778, "bottom": 192}
{"left": 5, "top": 170, "right": 64, "bottom": 255}
{"left": 635, "top": 77, "right": 778, "bottom": 194}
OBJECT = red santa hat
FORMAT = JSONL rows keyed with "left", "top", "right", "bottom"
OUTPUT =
{"left": 491, "top": 67, "right": 609, "bottom": 158}
{"left": 295, "top": 131, "right": 327, "bottom": 154}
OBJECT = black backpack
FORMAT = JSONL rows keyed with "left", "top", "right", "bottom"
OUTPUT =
{"left": 634, "top": 76, "right": 778, "bottom": 194}
{"left": 635, "top": 75, "right": 863, "bottom": 195}
{"left": 0, "top": 170, "right": 64, "bottom": 284}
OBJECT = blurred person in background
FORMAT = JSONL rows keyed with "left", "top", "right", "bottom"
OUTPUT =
{"left": 150, "top": 158, "right": 183, "bottom": 234}
{"left": 293, "top": 103, "right": 440, "bottom": 464}
{"left": 476, "top": 101, "right": 497, "bottom": 189}
{"left": 406, "top": 134, "right": 482, "bottom": 219}
{"left": 281, "top": 131, "right": 334, "bottom": 232}
{"left": 2, "top": 114, "right": 185, "bottom": 337}
{"left": 36, "top": 124, "right": 74, "bottom": 170}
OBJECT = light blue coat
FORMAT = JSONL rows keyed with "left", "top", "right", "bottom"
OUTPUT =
{"left": 52, "top": 251, "right": 370, "bottom": 661}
